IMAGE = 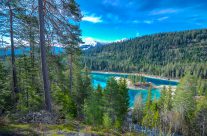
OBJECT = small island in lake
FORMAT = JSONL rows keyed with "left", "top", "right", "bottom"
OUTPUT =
{"left": 134, "top": 81, "right": 152, "bottom": 89}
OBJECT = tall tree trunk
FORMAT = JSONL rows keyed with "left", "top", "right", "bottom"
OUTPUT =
{"left": 9, "top": 4, "right": 18, "bottom": 98}
{"left": 68, "top": 53, "right": 73, "bottom": 95}
{"left": 38, "top": 0, "right": 52, "bottom": 112}
{"left": 29, "top": 26, "right": 35, "bottom": 85}
{"left": 29, "top": 26, "right": 35, "bottom": 68}
{"left": 1, "top": 36, "right": 6, "bottom": 59}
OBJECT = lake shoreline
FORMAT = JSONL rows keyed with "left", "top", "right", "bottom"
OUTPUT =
{"left": 91, "top": 71, "right": 180, "bottom": 82}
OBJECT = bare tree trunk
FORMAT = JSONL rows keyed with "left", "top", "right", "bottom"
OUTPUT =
{"left": 29, "top": 26, "right": 35, "bottom": 68}
{"left": 68, "top": 53, "right": 73, "bottom": 95}
{"left": 202, "top": 116, "right": 205, "bottom": 136}
{"left": 29, "top": 26, "right": 36, "bottom": 85}
{"left": 38, "top": 0, "right": 52, "bottom": 112}
{"left": 9, "top": 4, "right": 19, "bottom": 98}
{"left": 1, "top": 36, "right": 6, "bottom": 59}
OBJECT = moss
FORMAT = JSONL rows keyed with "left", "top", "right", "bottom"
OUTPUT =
{"left": 124, "top": 132, "right": 146, "bottom": 136}
{"left": 0, "top": 123, "right": 76, "bottom": 136}
{"left": 47, "top": 124, "right": 76, "bottom": 133}
{"left": 0, "top": 123, "right": 38, "bottom": 135}
{"left": 0, "top": 122, "right": 146, "bottom": 136}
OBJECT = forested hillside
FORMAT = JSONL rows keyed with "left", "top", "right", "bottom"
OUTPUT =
{"left": 83, "top": 29, "right": 207, "bottom": 79}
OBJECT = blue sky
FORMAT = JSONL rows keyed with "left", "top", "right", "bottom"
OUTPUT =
{"left": 76, "top": 0, "right": 207, "bottom": 43}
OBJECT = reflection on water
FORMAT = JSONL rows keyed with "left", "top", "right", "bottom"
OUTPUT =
{"left": 91, "top": 72, "right": 178, "bottom": 107}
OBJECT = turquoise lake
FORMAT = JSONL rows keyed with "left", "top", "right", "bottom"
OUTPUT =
{"left": 91, "top": 72, "right": 179, "bottom": 107}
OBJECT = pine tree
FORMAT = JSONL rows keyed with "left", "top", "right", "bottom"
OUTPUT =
{"left": 158, "top": 86, "right": 167, "bottom": 111}
{"left": 0, "top": 62, "right": 11, "bottom": 113}
{"left": 74, "top": 67, "right": 92, "bottom": 119}
{"left": 84, "top": 85, "right": 103, "bottom": 126}
{"left": 102, "top": 78, "right": 129, "bottom": 128}
{"left": 117, "top": 79, "right": 129, "bottom": 123}
{"left": 193, "top": 97, "right": 207, "bottom": 136}
{"left": 52, "top": 83, "right": 77, "bottom": 118}
{"left": 38, "top": 0, "right": 52, "bottom": 112}
{"left": 102, "top": 78, "right": 119, "bottom": 122}
{"left": 103, "top": 113, "right": 112, "bottom": 129}
{"left": 0, "top": 0, "right": 20, "bottom": 102}
{"left": 172, "top": 74, "right": 197, "bottom": 135}
{"left": 145, "top": 86, "right": 152, "bottom": 112}
{"left": 142, "top": 86, "right": 160, "bottom": 128}
{"left": 16, "top": 56, "right": 42, "bottom": 112}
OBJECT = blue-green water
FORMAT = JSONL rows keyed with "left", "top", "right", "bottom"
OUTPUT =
{"left": 0, "top": 46, "right": 64, "bottom": 57}
{"left": 91, "top": 72, "right": 178, "bottom": 107}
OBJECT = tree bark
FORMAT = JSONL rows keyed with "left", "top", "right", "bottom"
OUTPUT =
{"left": 38, "top": 0, "right": 52, "bottom": 112}
{"left": 9, "top": 4, "right": 19, "bottom": 98}
{"left": 68, "top": 53, "right": 73, "bottom": 95}
{"left": 29, "top": 26, "right": 35, "bottom": 68}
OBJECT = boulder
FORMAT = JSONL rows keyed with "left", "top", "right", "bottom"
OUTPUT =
{"left": 18, "top": 110, "right": 57, "bottom": 124}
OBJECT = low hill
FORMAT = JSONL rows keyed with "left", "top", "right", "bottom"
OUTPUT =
{"left": 83, "top": 29, "right": 207, "bottom": 79}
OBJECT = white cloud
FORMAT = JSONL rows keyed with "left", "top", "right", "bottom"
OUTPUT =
{"left": 150, "top": 9, "right": 178, "bottom": 15}
{"left": 144, "top": 20, "right": 153, "bottom": 24}
{"left": 82, "top": 15, "right": 103, "bottom": 23}
{"left": 136, "top": 32, "right": 140, "bottom": 37}
{"left": 158, "top": 16, "right": 169, "bottom": 21}
{"left": 132, "top": 20, "right": 140, "bottom": 24}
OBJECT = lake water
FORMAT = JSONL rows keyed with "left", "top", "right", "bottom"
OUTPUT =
{"left": 91, "top": 72, "right": 178, "bottom": 107}
{"left": 0, "top": 46, "right": 64, "bottom": 57}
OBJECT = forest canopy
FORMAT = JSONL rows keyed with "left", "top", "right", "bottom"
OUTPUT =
{"left": 83, "top": 29, "right": 207, "bottom": 79}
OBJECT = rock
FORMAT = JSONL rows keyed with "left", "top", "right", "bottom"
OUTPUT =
{"left": 18, "top": 110, "right": 57, "bottom": 124}
{"left": 57, "top": 131, "right": 98, "bottom": 136}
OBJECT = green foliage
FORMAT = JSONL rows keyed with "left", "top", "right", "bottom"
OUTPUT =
{"left": 142, "top": 87, "right": 160, "bottom": 128}
{"left": 117, "top": 79, "right": 129, "bottom": 121}
{"left": 84, "top": 85, "right": 103, "bottom": 126}
{"left": 128, "top": 75, "right": 144, "bottom": 84}
{"left": 114, "top": 119, "right": 122, "bottom": 130}
{"left": 193, "top": 97, "right": 207, "bottom": 136}
{"left": 52, "top": 84, "right": 77, "bottom": 118}
{"left": 171, "top": 74, "right": 197, "bottom": 135}
{"left": 16, "top": 56, "right": 42, "bottom": 113}
{"left": 173, "top": 74, "right": 196, "bottom": 119}
{"left": 142, "top": 102, "right": 160, "bottom": 128}
{"left": 83, "top": 29, "right": 207, "bottom": 79}
{"left": 144, "top": 86, "right": 152, "bottom": 112}
{"left": 73, "top": 67, "right": 92, "bottom": 119}
{"left": 197, "top": 78, "right": 207, "bottom": 96}
{"left": 102, "top": 78, "right": 129, "bottom": 126}
{"left": 102, "top": 78, "right": 119, "bottom": 120}
{"left": 103, "top": 113, "right": 112, "bottom": 129}
{"left": 158, "top": 86, "right": 172, "bottom": 113}
{"left": 0, "top": 62, "right": 12, "bottom": 112}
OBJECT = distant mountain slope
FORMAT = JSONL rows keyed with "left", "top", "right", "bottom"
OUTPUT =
{"left": 83, "top": 29, "right": 207, "bottom": 79}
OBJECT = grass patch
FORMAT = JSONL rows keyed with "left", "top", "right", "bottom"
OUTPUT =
{"left": 0, "top": 123, "right": 38, "bottom": 135}
{"left": 0, "top": 116, "right": 145, "bottom": 136}
{"left": 0, "top": 123, "right": 78, "bottom": 135}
